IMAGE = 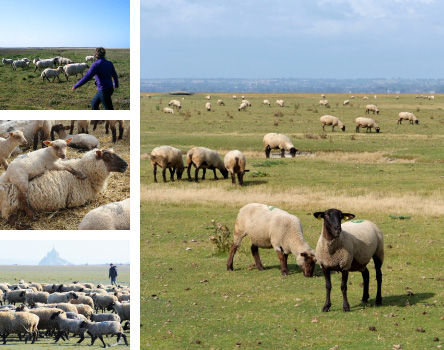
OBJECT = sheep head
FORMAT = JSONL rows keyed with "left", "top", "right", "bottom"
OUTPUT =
{"left": 314, "top": 208, "right": 355, "bottom": 240}
{"left": 96, "top": 149, "right": 128, "bottom": 173}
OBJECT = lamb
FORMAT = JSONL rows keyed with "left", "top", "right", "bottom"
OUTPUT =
{"left": 205, "top": 102, "right": 211, "bottom": 111}
{"left": 263, "top": 132, "right": 297, "bottom": 158}
{"left": 163, "top": 107, "right": 174, "bottom": 114}
{"left": 25, "top": 291, "right": 49, "bottom": 304}
{"left": 80, "top": 320, "right": 128, "bottom": 348}
{"left": 186, "top": 147, "right": 228, "bottom": 182}
{"left": 47, "top": 291, "right": 79, "bottom": 304}
{"left": 90, "top": 312, "right": 121, "bottom": 323}
{"left": 365, "top": 104, "right": 379, "bottom": 114}
{"left": 33, "top": 58, "right": 57, "bottom": 72}
{"left": 355, "top": 117, "right": 380, "bottom": 133}
{"left": 85, "top": 55, "right": 95, "bottom": 62}
{"left": 223, "top": 150, "right": 248, "bottom": 186}
{"left": 1, "top": 139, "right": 86, "bottom": 223}
{"left": 237, "top": 102, "right": 248, "bottom": 111}
{"left": 50, "top": 311, "right": 88, "bottom": 344}
{"left": 0, "top": 310, "right": 39, "bottom": 344}
{"left": 313, "top": 208, "right": 384, "bottom": 312}
{"left": 70, "top": 120, "right": 90, "bottom": 134}
{"left": 12, "top": 60, "right": 27, "bottom": 70}
{"left": 397, "top": 112, "right": 419, "bottom": 125}
{"left": 78, "top": 198, "right": 130, "bottom": 230}
{"left": 150, "top": 145, "right": 185, "bottom": 183}
{"left": 0, "top": 130, "right": 28, "bottom": 170}
{"left": 50, "top": 123, "right": 100, "bottom": 150}
{"left": 263, "top": 99, "right": 271, "bottom": 106}
{"left": 40, "top": 66, "right": 64, "bottom": 83}
{"left": 320, "top": 115, "right": 345, "bottom": 132}
{"left": 107, "top": 301, "right": 130, "bottom": 322}
{"left": 63, "top": 63, "right": 89, "bottom": 81}
{"left": 2, "top": 58, "right": 13, "bottom": 67}
{"left": 91, "top": 293, "right": 118, "bottom": 313}
{"left": 168, "top": 99, "right": 181, "bottom": 109}
{"left": 28, "top": 282, "right": 42, "bottom": 291}
{"left": 227, "top": 203, "right": 317, "bottom": 276}
{"left": 276, "top": 99, "right": 284, "bottom": 107}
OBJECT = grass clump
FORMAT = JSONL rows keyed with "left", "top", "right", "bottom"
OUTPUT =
{"left": 208, "top": 220, "right": 232, "bottom": 254}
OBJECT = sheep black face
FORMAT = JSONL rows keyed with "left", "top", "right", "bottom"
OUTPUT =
{"left": 300, "top": 252, "right": 316, "bottom": 277}
{"left": 96, "top": 150, "right": 128, "bottom": 173}
{"left": 375, "top": 127, "right": 380, "bottom": 133}
{"left": 289, "top": 147, "right": 298, "bottom": 157}
{"left": 221, "top": 168, "right": 229, "bottom": 179}
{"left": 341, "top": 125, "right": 346, "bottom": 132}
{"left": 50, "top": 311, "right": 63, "bottom": 320}
{"left": 313, "top": 209, "right": 355, "bottom": 240}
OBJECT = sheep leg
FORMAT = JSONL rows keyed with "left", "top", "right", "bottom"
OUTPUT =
{"left": 211, "top": 167, "right": 219, "bottom": 180}
{"left": 169, "top": 167, "right": 175, "bottom": 182}
{"left": 374, "top": 255, "right": 383, "bottom": 306}
{"left": 93, "top": 120, "right": 99, "bottom": 131}
{"left": 161, "top": 168, "right": 167, "bottom": 183}
{"left": 70, "top": 120, "right": 75, "bottom": 134}
{"left": 227, "top": 244, "right": 238, "bottom": 271}
{"left": 251, "top": 245, "right": 265, "bottom": 271}
{"left": 105, "top": 121, "right": 110, "bottom": 134}
{"left": 53, "top": 164, "right": 87, "bottom": 179}
{"left": 265, "top": 145, "right": 271, "bottom": 158}
{"left": 341, "top": 270, "right": 350, "bottom": 312}
{"left": 361, "top": 267, "right": 370, "bottom": 303}
{"left": 280, "top": 149, "right": 285, "bottom": 158}
{"left": 111, "top": 128, "right": 117, "bottom": 143}
{"left": 118, "top": 126, "right": 124, "bottom": 140}
{"left": 76, "top": 332, "right": 85, "bottom": 344}
{"left": 194, "top": 167, "right": 200, "bottom": 182}
{"left": 237, "top": 172, "right": 244, "bottom": 186}
{"left": 187, "top": 163, "right": 193, "bottom": 181}
{"left": 153, "top": 164, "right": 158, "bottom": 183}
{"left": 98, "top": 335, "right": 107, "bottom": 348}
{"left": 230, "top": 173, "right": 236, "bottom": 185}
{"left": 321, "top": 268, "right": 332, "bottom": 312}
{"left": 275, "top": 250, "right": 289, "bottom": 276}
{"left": 121, "top": 333, "right": 128, "bottom": 346}
{"left": 17, "top": 186, "right": 34, "bottom": 221}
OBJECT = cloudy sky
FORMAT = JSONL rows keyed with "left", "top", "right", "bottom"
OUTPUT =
{"left": 141, "top": 0, "right": 444, "bottom": 79}
{"left": 1, "top": 0, "right": 130, "bottom": 48}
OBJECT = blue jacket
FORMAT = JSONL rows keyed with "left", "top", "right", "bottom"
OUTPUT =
{"left": 73, "top": 57, "right": 119, "bottom": 91}
{"left": 109, "top": 266, "right": 118, "bottom": 278}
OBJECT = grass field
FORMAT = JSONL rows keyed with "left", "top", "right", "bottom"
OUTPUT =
{"left": 0, "top": 48, "right": 130, "bottom": 110}
{"left": 141, "top": 92, "right": 444, "bottom": 349}
{"left": 0, "top": 264, "right": 130, "bottom": 348}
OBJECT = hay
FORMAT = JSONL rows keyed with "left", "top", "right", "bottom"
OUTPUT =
{"left": 0, "top": 120, "right": 130, "bottom": 230}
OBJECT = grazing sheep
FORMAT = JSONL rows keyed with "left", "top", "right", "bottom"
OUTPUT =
{"left": 227, "top": 203, "right": 317, "bottom": 276}
{"left": 2, "top": 58, "right": 13, "bottom": 67}
{"left": 313, "top": 208, "right": 384, "bottom": 312}
{"left": 263, "top": 99, "right": 271, "bottom": 106}
{"left": 319, "top": 99, "right": 329, "bottom": 106}
{"left": 163, "top": 107, "right": 174, "bottom": 114}
{"left": 365, "top": 104, "right": 379, "bottom": 114}
{"left": 0, "top": 130, "right": 28, "bottom": 170}
{"left": 40, "top": 66, "right": 64, "bottom": 83}
{"left": 355, "top": 117, "right": 380, "bottom": 133}
{"left": 363, "top": 96, "right": 368, "bottom": 100}
{"left": 50, "top": 123, "right": 100, "bottom": 150}
{"left": 0, "top": 310, "right": 39, "bottom": 344}
{"left": 263, "top": 132, "right": 297, "bottom": 158}
{"left": 0, "top": 148, "right": 128, "bottom": 228}
{"left": 150, "top": 145, "right": 185, "bottom": 183}
{"left": 63, "top": 63, "right": 89, "bottom": 81}
{"left": 320, "top": 115, "right": 345, "bottom": 132}
{"left": 50, "top": 311, "right": 88, "bottom": 344}
{"left": 80, "top": 320, "right": 128, "bottom": 348}
{"left": 398, "top": 112, "right": 419, "bottom": 125}
{"left": 205, "top": 95, "right": 211, "bottom": 100}
{"left": 217, "top": 99, "right": 225, "bottom": 106}
{"left": 47, "top": 291, "right": 78, "bottom": 304}
{"left": 232, "top": 95, "right": 237, "bottom": 99}
{"left": 223, "top": 150, "right": 248, "bottom": 186}
{"left": 107, "top": 301, "right": 130, "bottom": 322}
{"left": 33, "top": 58, "right": 57, "bottom": 72}
{"left": 276, "top": 99, "right": 284, "bottom": 107}
{"left": 242, "top": 99, "right": 251, "bottom": 106}
{"left": 85, "top": 55, "right": 95, "bottom": 62}
{"left": 186, "top": 147, "right": 228, "bottom": 182}
{"left": 70, "top": 295, "right": 94, "bottom": 309}
{"left": 168, "top": 99, "right": 181, "bottom": 109}
{"left": 237, "top": 102, "right": 248, "bottom": 111}
{"left": 78, "top": 198, "right": 130, "bottom": 230}
{"left": 205, "top": 102, "right": 211, "bottom": 111}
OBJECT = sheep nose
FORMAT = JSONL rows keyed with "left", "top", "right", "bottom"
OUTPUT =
{"left": 60, "top": 155, "right": 66, "bottom": 159}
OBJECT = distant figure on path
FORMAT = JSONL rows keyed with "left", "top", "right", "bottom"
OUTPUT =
{"left": 109, "top": 263, "right": 118, "bottom": 286}
{"left": 72, "top": 47, "right": 119, "bottom": 110}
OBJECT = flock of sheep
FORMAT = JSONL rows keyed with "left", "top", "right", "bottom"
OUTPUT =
{"left": 0, "top": 120, "right": 130, "bottom": 230}
{"left": 1, "top": 55, "right": 94, "bottom": 83}
{"left": 0, "top": 280, "right": 130, "bottom": 347}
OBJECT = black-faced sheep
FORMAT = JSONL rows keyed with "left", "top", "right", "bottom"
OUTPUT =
{"left": 50, "top": 311, "right": 88, "bottom": 344}
{"left": 150, "top": 146, "right": 185, "bottom": 183}
{"left": 355, "top": 117, "right": 380, "bottom": 133}
{"left": 227, "top": 203, "right": 317, "bottom": 277}
{"left": 263, "top": 133, "right": 297, "bottom": 158}
{"left": 365, "top": 104, "right": 379, "bottom": 114}
{"left": 313, "top": 208, "right": 384, "bottom": 312}
{"left": 107, "top": 301, "right": 130, "bottom": 323}
{"left": 80, "top": 320, "right": 128, "bottom": 348}
{"left": 320, "top": 115, "right": 345, "bottom": 132}
{"left": 397, "top": 112, "right": 419, "bottom": 125}
{"left": 223, "top": 150, "right": 248, "bottom": 186}
{"left": 78, "top": 198, "right": 130, "bottom": 230}
{"left": 205, "top": 102, "right": 211, "bottom": 111}
{"left": 186, "top": 147, "right": 228, "bottom": 182}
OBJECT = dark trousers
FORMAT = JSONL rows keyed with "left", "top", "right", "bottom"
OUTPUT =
{"left": 91, "top": 87, "right": 114, "bottom": 110}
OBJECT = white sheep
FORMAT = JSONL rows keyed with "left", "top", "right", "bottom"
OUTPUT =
{"left": 25, "top": 291, "right": 49, "bottom": 304}
{"left": 397, "top": 112, "right": 419, "bottom": 125}
{"left": 355, "top": 117, "right": 380, "bottom": 133}
{"left": 107, "top": 301, "right": 130, "bottom": 322}
{"left": 63, "top": 63, "right": 89, "bottom": 81}
{"left": 0, "top": 310, "right": 39, "bottom": 344}
{"left": 313, "top": 208, "right": 384, "bottom": 312}
{"left": 80, "top": 320, "right": 129, "bottom": 347}
{"left": 50, "top": 123, "right": 100, "bottom": 150}
{"left": 205, "top": 95, "right": 211, "bottom": 100}
{"left": 227, "top": 203, "right": 317, "bottom": 276}
{"left": 365, "top": 104, "right": 379, "bottom": 114}
{"left": 90, "top": 313, "right": 121, "bottom": 323}
{"left": 150, "top": 145, "right": 185, "bottom": 183}
{"left": 241, "top": 99, "right": 251, "bottom": 106}
{"left": 186, "top": 147, "right": 228, "bottom": 182}
{"left": 58, "top": 57, "right": 73, "bottom": 65}
{"left": 12, "top": 60, "right": 27, "bottom": 70}
{"left": 85, "top": 55, "right": 95, "bottom": 62}
{"left": 232, "top": 95, "right": 237, "bottom": 99}
{"left": 263, "top": 132, "right": 297, "bottom": 158}
{"left": 320, "top": 115, "right": 345, "bottom": 132}
{"left": 69, "top": 295, "right": 94, "bottom": 309}
{"left": 2, "top": 58, "right": 13, "bottom": 67}
{"left": 205, "top": 102, "right": 211, "bottom": 111}
{"left": 168, "top": 99, "right": 181, "bottom": 109}
{"left": 319, "top": 99, "right": 329, "bottom": 106}
{"left": 163, "top": 107, "right": 174, "bottom": 114}
{"left": 276, "top": 99, "right": 284, "bottom": 107}
{"left": 33, "top": 58, "right": 57, "bottom": 72}
{"left": 78, "top": 198, "right": 130, "bottom": 230}
{"left": 217, "top": 99, "right": 225, "bottom": 106}
{"left": 237, "top": 102, "right": 248, "bottom": 111}
{"left": 47, "top": 291, "right": 79, "bottom": 304}
{"left": 223, "top": 150, "right": 248, "bottom": 186}
{"left": 40, "top": 66, "right": 64, "bottom": 83}
{"left": 263, "top": 99, "right": 271, "bottom": 106}
{"left": 102, "top": 120, "right": 125, "bottom": 143}
{"left": 4, "top": 290, "right": 26, "bottom": 304}
{"left": 343, "top": 100, "right": 350, "bottom": 105}
{"left": 0, "top": 130, "right": 28, "bottom": 170}
{"left": 26, "top": 307, "right": 66, "bottom": 334}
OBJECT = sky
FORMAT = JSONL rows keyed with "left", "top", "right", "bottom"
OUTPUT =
{"left": 0, "top": 0, "right": 130, "bottom": 48}
{"left": 0, "top": 241, "right": 130, "bottom": 265}
{"left": 141, "top": 0, "right": 444, "bottom": 79}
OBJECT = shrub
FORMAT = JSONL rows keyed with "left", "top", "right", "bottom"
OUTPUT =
{"left": 209, "top": 220, "right": 231, "bottom": 254}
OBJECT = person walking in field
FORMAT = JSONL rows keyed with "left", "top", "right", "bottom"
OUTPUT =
{"left": 109, "top": 263, "right": 118, "bottom": 286}
{"left": 72, "top": 47, "right": 119, "bottom": 110}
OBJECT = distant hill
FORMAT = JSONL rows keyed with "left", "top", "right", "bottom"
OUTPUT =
{"left": 39, "top": 247, "right": 73, "bottom": 266}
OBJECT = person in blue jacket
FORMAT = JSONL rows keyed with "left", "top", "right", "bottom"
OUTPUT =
{"left": 72, "top": 47, "right": 119, "bottom": 110}
{"left": 109, "top": 263, "right": 118, "bottom": 286}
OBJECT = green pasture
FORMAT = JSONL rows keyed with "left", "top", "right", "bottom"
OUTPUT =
{"left": 141, "top": 92, "right": 444, "bottom": 349}
{"left": 0, "top": 48, "right": 130, "bottom": 110}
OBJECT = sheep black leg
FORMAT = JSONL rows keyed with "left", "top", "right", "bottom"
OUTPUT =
{"left": 153, "top": 164, "right": 158, "bottom": 183}
{"left": 169, "top": 168, "right": 175, "bottom": 182}
{"left": 118, "top": 126, "right": 124, "bottom": 140}
{"left": 99, "top": 335, "right": 106, "bottom": 348}
{"left": 76, "top": 332, "right": 85, "bottom": 344}
{"left": 227, "top": 244, "right": 238, "bottom": 271}
{"left": 230, "top": 173, "right": 236, "bottom": 185}
{"left": 105, "top": 121, "right": 110, "bottom": 134}
{"left": 194, "top": 167, "right": 200, "bottom": 182}
{"left": 187, "top": 164, "right": 193, "bottom": 181}
{"left": 322, "top": 268, "right": 332, "bottom": 312}
{"left": 121, "top": 333, "right": 128, "bottom": 346}
{"left": 70, "top": 121, "right": 75, "bottom": 134}
{"left": 237, "top": 172, "right": 244, "bottom": 186}
{"left": 251, "top": 245, "right": 265, "bottom": 271}
{"left": 93, "top": 120, "right": 99, "bottom": 131}
{"left": 280, "top": 149, "right": 285, "bottom": 158}
{"left": 276, "top": 250, "right": 289, "bottom": 276}
{"left": 361, "top": 267, "right": 370, "bottom": 303}
{"left": 265, "top": 145, "right": 271, "bottom": 158}
{"left": 162, "top": 168, "right": 167, "bottom": 183}
{"left": 201, "top": 168, "right": 206, "bottom": 181}
{"left": 341, "top": 270, "right": 350, "bottom": 312}
{"left": 374, "top": 255, "right": 383, "bottom": 306}
{"left": 212, "top": 167, "right": 218, "bottom": 180}
{"left": 112, "top": 128, "right": 117, "bottom": 143}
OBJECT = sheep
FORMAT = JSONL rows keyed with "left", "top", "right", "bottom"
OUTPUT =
{"left": 27, "top": 307, "right": 66, "bottom": 334}
{"left": 91, "top": 293, "right": 118, "bottom": 313}
{"left": 343, "top": 100, "right": 350, "bottom": 105}
{"left": 25, "top": 291, "right": 49, "bottom": 305}
{"left": 163, "top": 107, "right": 174, "bottom": 114}
{"left": 217, "top": 99, "right": 225, "bottom": 106}
{"left": 398, "top": 112, "right": 419, "bottom": 125}
{"left": 263, "top": 99, "right": 271, "bottom": 106}
{"left": 70, "top": 120, "right": 90, "bottom": 134}
{"left": 90, "top": 312, "right": 121, "bottom": 323}
{"left": 65, "top": 312, "right": 87, "bottom": 321}
{"left": 241, "top": 99, "right": 251, "bottom": 106}
{"left": 72, "top": 303, "right": 94, "bottom": 318}
{"left": 80, "top": 320, "right": 128, "bottom": 347}
{"left": 9, "top": 120, "right": 54, "bottom": 150}
{"left": 355, "top": 117, "right": 380, "bottom": 133}
{"left": 69, "top": 295, "right": 94, "bottom": 309}
{"left": 50, "top": 123, "right": 100, "bottom": 150}
{"left": 319, "top": 99, "right": 329, "bottom": 106}
{"left": 4, "top": 290, "right": 26, "bottom": 305}
{"left": 78, "top": 198, "right": 130, "bottom": 230}
{"left": 107, "top": 301, "right": 130, "bottom": 322}
{"left": 320, "top": 115, "right": 345, "bottom": 132}
{"left": 205, "top": 95, "right": 211, "bottom": 100}
{"left": 33, "top": 58, "right": 57, "bottom": 72}
{"left": 168, "top": 99, "right": 181, "bottom": 109}
{"left": 34, "top": 302, "right": 78, "bottom": 313}
{"left": 150, "top": 145, "right": 185, "bottom": 183}
{"left": 232, "top": 95, "right": 237, "bottom": 99}
{"left": 90, "top": 120, "right": 125, "bottom": 143}
{"left": 85, "top": 55, "right": 95, "bottom": 62}
{"left": 50, "top": 311, "right": 88, "bottom": 344}
{"left": 365, "top": 104, "right": 379, "bottom": 114}
{"left": 313, "top": 208, "right": 384, "bottom": 312}
{"left": 63, "top": 63, "right": 89, "bottom": 81}
{"left": 0, "top": 148, "right": 128, "bottom": 228}
{"left": 205, "top": 102, "right": 211, "bottom": 111}
{"left": 223, "top": 150, "right": 248, "bottom": 186}
{"left": 363, "top": 96, "right": 368, "bottom": 99}
{"left": 47, "top": 291, "right": 78, "bottom": 304}
{"left": 0, "top": 310, "right": 39, "bottom": 344}
{"left": 227, "top": 203, "right": 317, "bottom": 276}
{"left": 186, "top": 147, "right": 228, "bottom": 182}
{"left": 1, "top": 139, "right": 86, "bottom": 223}
{"left": 263, "top": 132, "right": 297, "bottom": 158}
{"left": 12, "top": 60, "right": 26, "bottom": 70}
{"left": 237, "top": 102, "right": 248, "bottom": 111}
{"left": 58, "top": 57, "right": 73, "bottom": 65}
{"left": 40, "top": 66, "right": 64, "bottom": 83}
{"left": 28, "top": 282, "right": 42, "bottom": 291}
{"left": 2, "top": 58, "right": 13, "bottom": 67}
{"left": 276, "top": 99, "right": 284, "bottom": 107}
{"left": 0, "top": 130, "right": 28, "bottom": 170}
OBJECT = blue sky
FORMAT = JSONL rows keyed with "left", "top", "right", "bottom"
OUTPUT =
{"left": 141, "top": 0, "right": 444, "bottom": 79}
{"left": 0, "top": 0, "right": 130, "bottom": 48}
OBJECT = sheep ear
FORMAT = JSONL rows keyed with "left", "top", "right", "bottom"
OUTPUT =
{"left": 342, "top": 213, "right": 355, "bottom": 221}
{"left": 96, "top": 150, "right": 103, "bottom": 158}
{"left": 313, "top": 212, "right": 324, "bottom": 220}
{"left": 300, "top": 252, "right": 308, "bottom": 258}
{"left": 64, "top": 126, "right": 70, "bottom": 130}
{"left": 66, "top": 138, "right": 72, "bottom": 144}
{"left": 43, "top": 140, "right": 52, "bottom": 147}
{"left": 9, "top": 132, "right": 13, "bottom": 136}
